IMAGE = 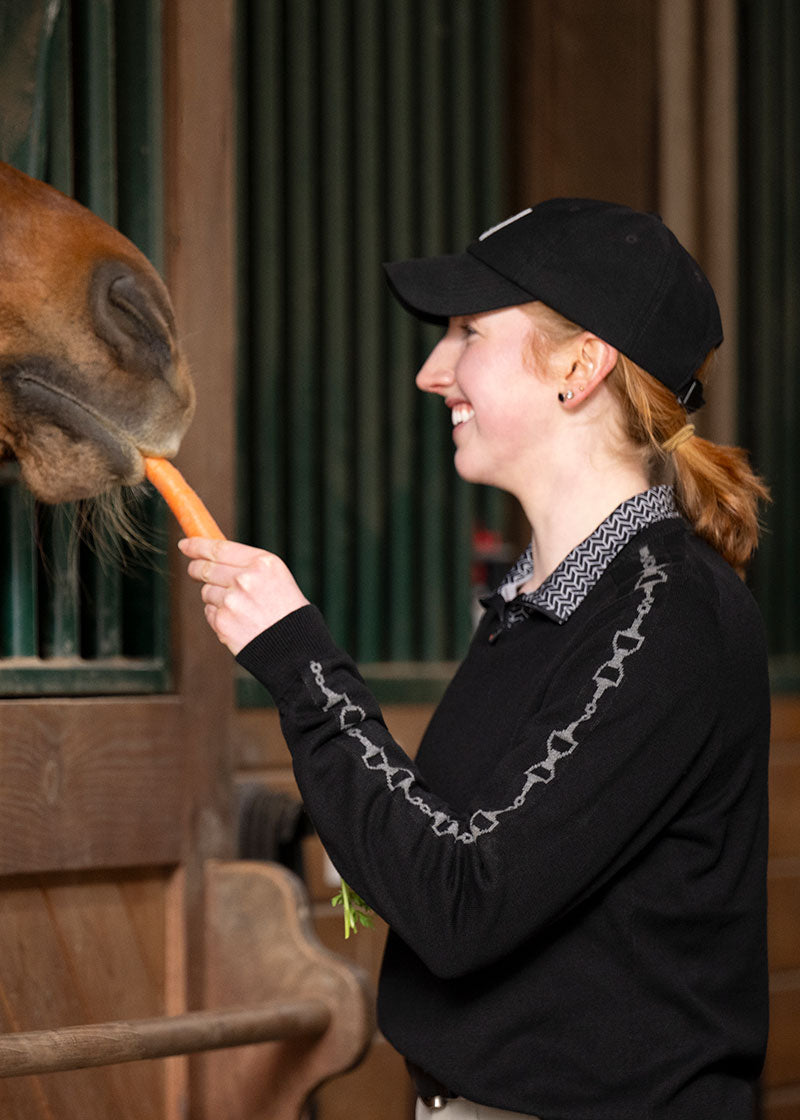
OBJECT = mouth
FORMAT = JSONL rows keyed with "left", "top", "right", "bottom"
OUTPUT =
{"left": 15, "top": 372, "right": 138, "bottom": 476}
{"left": 0, "top": 360, "right": 145, "bottom": 499}
{"left": 451, "top": 403, "right": 475, "bottom": 428}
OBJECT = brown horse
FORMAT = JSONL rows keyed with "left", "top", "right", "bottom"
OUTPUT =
{"left": 0, "top": 160, "right": 194, "bottom": 504}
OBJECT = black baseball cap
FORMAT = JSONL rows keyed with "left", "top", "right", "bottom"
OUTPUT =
{"left": 383, "top": 199, "right": 722, "bottom": 411}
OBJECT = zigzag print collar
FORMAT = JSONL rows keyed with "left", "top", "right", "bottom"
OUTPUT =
{"left": 484, "top": 485, "right": 680, "bottom": 628}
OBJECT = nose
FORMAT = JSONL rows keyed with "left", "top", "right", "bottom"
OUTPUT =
{"left": 416, "top": 338, "right": 456, "bottom": 394}
{"left": 89, "top": 259, "right": 179, "bottom": 385}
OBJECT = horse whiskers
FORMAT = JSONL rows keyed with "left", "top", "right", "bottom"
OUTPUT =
{"left": 69, "top": 488, "right": 163, "bottom": 569}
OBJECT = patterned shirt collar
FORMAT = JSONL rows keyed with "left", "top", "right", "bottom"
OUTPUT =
{"left": 484, "top": 485, "right": 680, "bottom": 628}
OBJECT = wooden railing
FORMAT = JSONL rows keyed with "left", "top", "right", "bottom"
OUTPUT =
{"left": 0, "top": 862, "right": 374, "bottom": 1120}
{"left": 0, "top": 1001, "right": 330, "bottom": 1078}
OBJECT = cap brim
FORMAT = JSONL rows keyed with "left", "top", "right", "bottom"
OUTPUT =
{"left": 383, "top": 251, "right": 534, "bottom": 324}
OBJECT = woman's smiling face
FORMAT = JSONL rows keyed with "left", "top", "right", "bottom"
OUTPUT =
{"left": 415, "top": 304, "right": 564, "bottom": 495}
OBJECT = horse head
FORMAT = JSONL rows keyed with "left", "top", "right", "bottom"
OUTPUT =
{"left": 0, "top": 161, "right": 194, "bottom": 503}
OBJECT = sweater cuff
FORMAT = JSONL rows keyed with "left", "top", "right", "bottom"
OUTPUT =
{"left": 235, "top": 604, "right": 341, "bottom": 702}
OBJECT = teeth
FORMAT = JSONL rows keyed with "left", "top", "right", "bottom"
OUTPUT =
{"left": 451, "top": 404, "right": 475, "bottom": 427}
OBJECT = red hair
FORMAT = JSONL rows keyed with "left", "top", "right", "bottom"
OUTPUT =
{"left": 606, "top": 353, "right": 769, "bottom": 576}
{"left": 526, "top": 303, "right": 770, "bottom": 577}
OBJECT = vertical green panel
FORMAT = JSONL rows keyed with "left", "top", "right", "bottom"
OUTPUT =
{"left": 37, "top": 508, "right": 80, "bottom": 659}
{"left": 739, "top": 0, "right": 798, "bottom": 658}
{"left": 72, "top": 0, "right": 117, "bottom": 221}
{"left": 449, "top": 0, "right": 479, "bottom": 657}
{"left": 476, "top": 0, "right": 508, "bottom": 544}
{"left": 385, "top": 0, "right": 419, "bottom": 661}
{"left": 115, "top": 0, "right": 164, "bottom": 269}
{"left": 27, "top": 2, "right": 61, "bottom": 176}
{"left": 319, "top": 0, "right": 354, "bottom": 646}
{"left": 285, "top": 0, "right": 319, "bottom": 597}
{"left": 752, "top": 5, "right": 783, "bottom": 646}
{"left": 0, "top": 476, "right": 37, "bottom": 657}
{"left": 477, "top": 0, "right": 506, "bottom": 222}
{"left": 353, "top": 0, "right": 385, "bottom": 660}
{"left": 778, "top": 0, "right": 800, "bottom": 651}
{"left": 45, "top": 0, "right": 74, "bottom": 194}
{"left": 78, "top": 553, "right": 122, "bottom": 658}
{"left": 239, "top": 0, "right": 287, "bottom": 556}
{"left": 417, "top": 0, "right": 450, "bottom": 661}
{"left": 0, "top": 0, "right": 62, "bottom": 177}
{"left": 80, "top": 537, "right": 122, "bottom": 659}
{"left": 449, "top": 0, "right": 475, "bottom": 242}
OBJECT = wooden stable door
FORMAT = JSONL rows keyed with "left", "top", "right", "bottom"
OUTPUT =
{"left": 0, "top": 696, "right": 197, "bottom": 1117}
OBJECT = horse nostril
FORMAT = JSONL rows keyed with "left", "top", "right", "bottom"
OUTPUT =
{"left": 90, "top": 260, "right": 177, "bottom": 379}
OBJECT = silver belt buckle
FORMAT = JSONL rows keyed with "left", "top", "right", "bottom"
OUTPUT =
{"left": 422, "top": 1095, "right": 450, "bottom": 1111}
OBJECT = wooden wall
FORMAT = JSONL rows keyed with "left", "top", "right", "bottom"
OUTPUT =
{"left": 764, "top": 699, "right": 800, "bottom": 1120}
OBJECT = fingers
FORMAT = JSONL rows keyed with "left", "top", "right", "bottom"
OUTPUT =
{"left": 179, "top": 537, "right": 310, "bottom": 655}
{"left": 179, "top": 537, "right": 275, "bottom": 590}
{"left": 178, "top": 537, "right": 267, "bottom": 567}
{"left": 199, "top": 581, "right": 225, "bottom": 606}
{"left": 186, "top": 557, "right": 224, "bottom": 587}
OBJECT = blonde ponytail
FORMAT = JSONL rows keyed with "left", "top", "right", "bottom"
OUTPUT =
{"left": 608, "top": 353, "right": 770, "bottom": 577}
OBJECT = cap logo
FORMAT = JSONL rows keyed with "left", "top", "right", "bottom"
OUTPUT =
{"left": 478, "top": 208, "right": 533, "bottom": 241}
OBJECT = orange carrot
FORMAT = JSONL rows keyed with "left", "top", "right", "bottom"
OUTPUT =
{"left": 144, "top": 457, "right": 225, "bottom": 540}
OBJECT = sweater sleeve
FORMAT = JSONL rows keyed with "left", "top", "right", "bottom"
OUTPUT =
{"left": 236, "top": 551, "right": 759, "bottom": 979}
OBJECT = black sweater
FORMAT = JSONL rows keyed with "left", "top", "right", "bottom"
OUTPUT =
{"left": 237, "top": 512, "right": 770, "bottom": 1119}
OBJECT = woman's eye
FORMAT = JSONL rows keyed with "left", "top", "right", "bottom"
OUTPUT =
{"left": 461, "top": 323, "right": 477, "bottom": 337}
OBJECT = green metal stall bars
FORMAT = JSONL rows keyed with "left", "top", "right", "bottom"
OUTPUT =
{"left": 0, "top": 0, "right": 170, "bottom": 696}
{"left": 236, "top": 0, "right": 510, "bottom": 706}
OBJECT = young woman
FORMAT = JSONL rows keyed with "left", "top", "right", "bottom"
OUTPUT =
{"left": 181, "top": 199, "right": 771, "bottom": 1119}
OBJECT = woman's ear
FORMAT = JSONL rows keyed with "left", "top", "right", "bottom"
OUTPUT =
{"left": 560, "top": 334, "right": 618, "bottom": 407}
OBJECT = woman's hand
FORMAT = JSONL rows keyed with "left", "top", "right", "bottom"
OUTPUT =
{"left": 179, "top": 537, "right": 310, "bottom": 656}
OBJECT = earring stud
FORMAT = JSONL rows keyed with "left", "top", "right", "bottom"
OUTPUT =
{"left": 558, "top": 389, "right": 574, "bottom": 402}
